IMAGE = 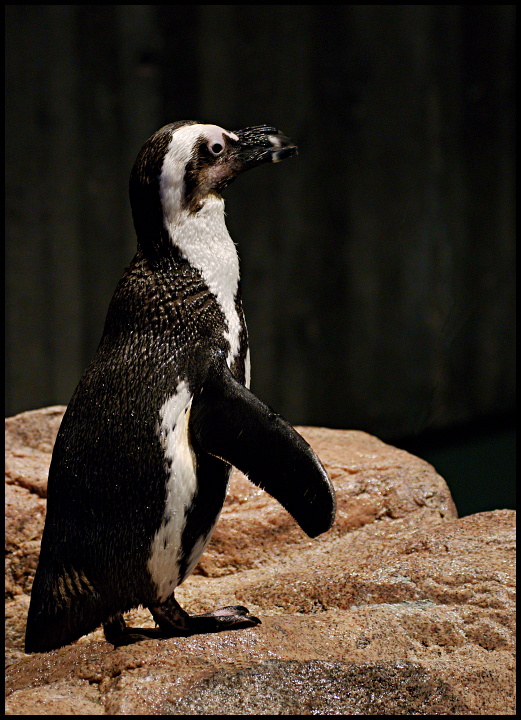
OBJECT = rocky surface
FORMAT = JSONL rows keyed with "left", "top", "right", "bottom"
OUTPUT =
{"left": 5, "top": 407, "right": 516, "bottom": 714}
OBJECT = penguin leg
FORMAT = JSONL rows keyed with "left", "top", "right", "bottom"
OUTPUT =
{"left": 103, "top": 612, "right": 162, "bottom": 647}
{"left": 149, "top": 594, "right": 261, "bottom": 636}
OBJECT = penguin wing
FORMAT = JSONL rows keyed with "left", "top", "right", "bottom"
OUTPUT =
{"left": 189, "top": 351, "right": 336, "bottom": 538}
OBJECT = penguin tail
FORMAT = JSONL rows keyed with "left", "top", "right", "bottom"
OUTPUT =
{"left": 24, "top": 564, "right": 104, "bottom": 653}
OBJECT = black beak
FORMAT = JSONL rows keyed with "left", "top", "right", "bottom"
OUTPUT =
{"left": 231, "top": 126, "right": 298, "bottom": 170}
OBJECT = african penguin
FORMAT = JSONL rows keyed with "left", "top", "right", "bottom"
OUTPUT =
{"left": 25, "top": 121, "right": 336, "bottom": 653}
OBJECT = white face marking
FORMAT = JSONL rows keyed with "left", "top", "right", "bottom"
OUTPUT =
{"left": 204, "top": 125, "right": 239, "bottom": 148}
{"left": 148, "top": 381, "right": 196, "bottom": 601}
{"left": 159, "top": 124, "right": 243, "bottom": 369}
{"left": 159, "top": 123, "right": 237, "bottom": 226}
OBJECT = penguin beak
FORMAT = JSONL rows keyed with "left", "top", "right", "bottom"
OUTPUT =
{"left": 231, "top": 126, "right": 298, "bottom": 171}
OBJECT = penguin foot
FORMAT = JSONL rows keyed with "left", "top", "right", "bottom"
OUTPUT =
{"left": 190, "top": 605, "right": 262, "bottom": 633}
{"left": 103, "top": 601, "right": 261, "bottom": 647}
{"left": 149, "top": 597, "right": 261, "bottom": 637}
{"left": 103, "top": 613, "right": 163, "bottom": 647}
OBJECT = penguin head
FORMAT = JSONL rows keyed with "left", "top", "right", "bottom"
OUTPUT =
{"left": 129, "top": 121, "right": 297, "bottom": 253}
{"left": 183, "top": 123, "right": 298, "bottom": 207}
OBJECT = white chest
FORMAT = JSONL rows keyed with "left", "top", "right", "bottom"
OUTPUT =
{"left": 166, "top": 197, "right": 242, "bottom": 368}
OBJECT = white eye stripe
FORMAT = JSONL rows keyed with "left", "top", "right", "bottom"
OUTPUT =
{"left": 201, "top": 125, "right": 238, "bottom": 156}
{"left": 160, "top": 123, "right": 237, "bottom": 222}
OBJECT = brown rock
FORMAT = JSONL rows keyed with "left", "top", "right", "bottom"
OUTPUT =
{"left": 201, "top": 426, "right": 458, "bottom": 577}
{"left": 5, "top": 408, "right": 515, "bottom": 715}
{"left": 5, "top": 406, "right": 64, "bottom": 497}
{"left": 5, "top": 407, "right": 60, "bottom": 602}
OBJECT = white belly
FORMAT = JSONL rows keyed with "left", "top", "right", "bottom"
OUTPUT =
{"left": 148, "top": 380, "right": 232, "bottom": 602}
{"left": 148, "top": 381, "right": 197, "bottom": 602}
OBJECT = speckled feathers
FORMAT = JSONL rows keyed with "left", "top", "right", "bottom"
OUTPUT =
{"left": 25, "top": 121, "right": 333, "bottom": 654}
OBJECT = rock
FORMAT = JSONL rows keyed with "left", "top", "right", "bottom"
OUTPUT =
{"left": 5, "top": 406, "right": 64, "bottom": 497}
{"left": 5, "top": 408, "right": 516, "bottom": 715}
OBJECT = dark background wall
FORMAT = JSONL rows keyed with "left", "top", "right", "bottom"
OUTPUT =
{"left": 6, "top": 5, "right": 515, "bottom": 516}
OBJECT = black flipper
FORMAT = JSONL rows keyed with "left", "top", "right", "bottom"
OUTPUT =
{"left": 190, "top": 351, "right": 336, "bottom": 538}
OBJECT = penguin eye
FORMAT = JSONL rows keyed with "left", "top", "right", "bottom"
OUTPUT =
{"left": 208, "top": 142, "right": 224, "bottom": 156}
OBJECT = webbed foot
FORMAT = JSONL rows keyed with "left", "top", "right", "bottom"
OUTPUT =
{"left": 103, "top": 599, "right": 261, "bottom": 647}
{"left": 149, "top": 596, "right": 261, "bottom": 636}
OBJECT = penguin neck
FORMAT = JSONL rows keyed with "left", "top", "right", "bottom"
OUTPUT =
{"left": 164, "top": 194, "right": 240, "bottom": 300}
{"left": 161, "top": 195, "right": 243, "bottom": 369}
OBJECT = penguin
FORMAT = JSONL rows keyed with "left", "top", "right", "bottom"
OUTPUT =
{"left": 25, "top": 121, "right": 336, "bottom": 653}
